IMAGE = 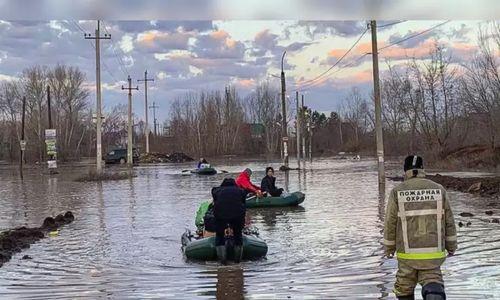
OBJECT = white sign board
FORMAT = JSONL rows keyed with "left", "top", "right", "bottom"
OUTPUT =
{"left": 45, "top": 129, "right": 56, "bottom": 138}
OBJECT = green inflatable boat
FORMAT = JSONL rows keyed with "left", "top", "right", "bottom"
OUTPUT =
{"left": 181, "top": 230, "right": 268, "bottom": 261}
{"left": 246, "top": 191, "right": 305, "bottom": 208}
{"left": 191, "top": 167, "right": 217, "bottom": 175}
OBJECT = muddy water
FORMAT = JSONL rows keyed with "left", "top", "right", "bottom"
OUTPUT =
{"left": 0, "top": 158, "right": 499, "bottom": 299}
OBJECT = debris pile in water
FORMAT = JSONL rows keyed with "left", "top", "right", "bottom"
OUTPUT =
{"left": 0, "top": 211, "right": 75, "bottom": 267}
{"left": 139, "top": 152, "right": 194, "bottom": 163}
{"left": 388, "top": 174, "right": 500, "bottom": 198}
{"left": 428, "top": 174, "right": 500, "bottom": 198}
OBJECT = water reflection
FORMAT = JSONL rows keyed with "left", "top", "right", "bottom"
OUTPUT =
{"left": 0, "top": 159, "right": 499, "bottom": 299}
{"left": 216, "top": 267, "right": 245, "bottom": 300}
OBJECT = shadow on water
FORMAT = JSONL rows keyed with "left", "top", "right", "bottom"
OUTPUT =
{"left": 248, "top": 206, "right": 306, "bottom": 229}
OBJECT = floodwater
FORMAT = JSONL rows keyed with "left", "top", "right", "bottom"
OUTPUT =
{"left": 0, "top": 158, "right": 499, "bottom": 299}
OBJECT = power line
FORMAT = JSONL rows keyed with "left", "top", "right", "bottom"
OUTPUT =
{"left": 378, "top": 20, "right": 450, "bottom": 51}
{"left": 294, "top": 27, "right": 369, "bottom": 91}
{"left": 378, "top": 20, "right": 407, "bottom": 28}
{"left": 299, "top": 20, "right": 450, "bottom": 92}
{"left": 101, "top": 21, "right": 130, "bottom": 78}
{"left": 71, "top": 21, "right": 119, "bottom": 83}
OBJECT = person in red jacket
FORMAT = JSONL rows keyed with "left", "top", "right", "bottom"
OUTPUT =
{"left": 235, "top": 168, "right": 263, "bottom": 197}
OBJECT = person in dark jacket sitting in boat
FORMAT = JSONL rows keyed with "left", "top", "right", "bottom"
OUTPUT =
{"left": 261, "top": 167, "right": 284, "bottom": 197}
{"left": 212, "top": 178, "right": 247, "bottom": 264}
{"left": 197, "top": 158, "right": 210, "bottom": 169}
{"left": 235, "top": 168, "right": 264, "bottom": 197}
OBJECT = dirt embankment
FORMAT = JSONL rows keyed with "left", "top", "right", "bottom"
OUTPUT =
{"left": 428, "top": 174, "right": 500, "bottom": 198}
{"left": 0, "top": 211, "right": 74, "bottom": 267}
{"left": 388, "top": 174, "right": 500, "bottom": 198}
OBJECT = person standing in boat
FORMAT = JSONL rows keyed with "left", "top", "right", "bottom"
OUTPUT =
{"left": 260, "top": 167, "right": 284, "bottom": 197}
{"left": 212, "top": 178, "right": 247, "bottom": 264}
{"left": 197, "top": 158, "right": 210, "bottom": 169}
{"left": 383, "top": 155, "right": 457, "bottom": 300}
{"left": 235, "top": 168, "right": 263, "bottom": 197}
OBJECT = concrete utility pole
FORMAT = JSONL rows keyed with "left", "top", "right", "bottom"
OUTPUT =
{"left": 295, "top": 91, "right": 301, "bottom": 169}
{"left": 280, "top": 51, "right": 289, "bottom": 168}
{"left": 137, "top": 70, "right": 154, "bottom": 154}
{"left": 19, "top": 96, "right": 26, "bottom": 180}
{"left": 85, "top": 20, "right": 111, "bottom": 174}
{"left": 149, "top": 102, "right": 159, "bottom": 136}
{"left": 370, "top": 20, "right": 386, "bottom": 189}
{"left": 301, "top": 94, "right": 306, "bottom": 165}
{"left": 308, "top": 117, "right": 313, "bottom": 163}
{"left": 122, "top": 75, "right": 139, "bottom": 168}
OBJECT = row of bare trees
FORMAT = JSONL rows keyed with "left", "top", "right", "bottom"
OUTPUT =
{"left": 0, "top": 64, "right": 141, "bottom": 163}
{"left": 0, "top": 65, "right": 92, "bottom": 162}
{"left": 312, "top": 26, "right": 499, "bottom": 165}
{"left": 168, "top": 83, "right": 287, "bottom": 156}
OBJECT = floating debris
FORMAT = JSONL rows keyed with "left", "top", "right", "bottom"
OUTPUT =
{"left": 139, "top": 152, "right": 194, "bottom": 163}
{"left": 485, "top": 211, "right": 494, "bottom": 216}
{"left": 459, "top": 212, "right": 474, "bottom": 217}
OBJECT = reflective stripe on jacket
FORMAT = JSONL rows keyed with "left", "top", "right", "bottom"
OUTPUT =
{"left": 384, "top": 170, "right": 457, "bottom": 268}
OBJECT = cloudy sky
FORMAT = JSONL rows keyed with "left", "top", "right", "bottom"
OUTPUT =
{"left": 0, "top": 20, "right": 488, "bottom": 122}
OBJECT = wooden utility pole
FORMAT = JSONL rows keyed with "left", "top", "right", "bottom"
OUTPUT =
{"left": 280, "top": 51, "right": 289, "bottom": 167}
{"left": 149, "top": 102, "right": 159, "bottom": 136}
{"left": 19, "top": 96, "right": 26, "bottom": 180}
{"left": 46, "top": 85, "right": 57, "bottom": 174}
{"left": 137, "top": 70, "right": 154, "bottom": 153}
{"left": 122, "top": 75, "right": 139, "bottom": 168}
{"left": 47, "top": 86, "right": 52, "bottom": 128}
{"left": 85, "top": 20, "right": 111, "bottom": 174}
{"left": 295, "top": 91, "right": 301, "bottom": 169}
{"left": 370, "top": 20, "right": 386, "bottom": 189}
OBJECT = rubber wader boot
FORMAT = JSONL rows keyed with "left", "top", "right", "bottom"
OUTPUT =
{"left": 397, "top": 295, "right": 415, "bottom": 300}
{"left": 422, "top": 283, "right": 446, "bottom": 300}
{"left": 233, "top": 245, "right": 243, "bottom": 263}
{"left": 216, "top": 246, "right": 227, "bottom": 265}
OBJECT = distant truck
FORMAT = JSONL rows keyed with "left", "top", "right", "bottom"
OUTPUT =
{"left": 104, "top": 148, "right": 139, "bottom": 164}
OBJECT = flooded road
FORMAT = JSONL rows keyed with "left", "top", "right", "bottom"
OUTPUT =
{"left": 0, "top": 158, "right": 499, "bottom": 299}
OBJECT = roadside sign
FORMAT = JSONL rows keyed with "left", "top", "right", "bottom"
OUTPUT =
{"left": 45, "top": 129, "right": 56, "bottom": 138}
{"left": 48, "top": 160, "right": 57, "bottom": 169}
{"left": 282, "top": 137, "right": 289, "bottom": 142}
{"left": 45, "top": 129, "right": 57, "bottom": 169}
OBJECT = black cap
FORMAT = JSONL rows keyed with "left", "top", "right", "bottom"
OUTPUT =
{"left": 404, "top": 155, "right": 423, "bottom": 171}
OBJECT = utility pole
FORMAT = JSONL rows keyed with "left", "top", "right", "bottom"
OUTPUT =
{"left": 19, "top": 96, "right": 26, "bottom": 180}
{"left": 47, "top": 86, "right": 52, "bottom": 128}
{"left": 122, "top": 75, "right": 139, "bottom": 168}
{"left": 308, "top": 115, "right": 313, "bottom": 163}
{"left": 370, "top": 20, "right": 386, "bottom": 189}
{"left": 137, "top": 70, "right": 154, "bottom": 154}
{"left": 46, "top": 85, "right": 57, "bottom": 174}
{"left": 301, "top": 94, "right": 306, "bottom": 165}
{"left": 85, "top": 20, "right": 111, "bottom": 174}
{"left": 295, "top": 91, "right": 301, "bottom": 169}
{"left": 280, "top": 51, "right": 289, "bottom": 168}
{"left": 149, "top": 102, "right": 159, "bottom": 136}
